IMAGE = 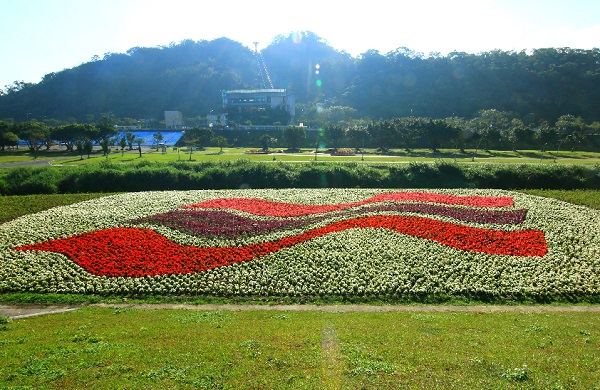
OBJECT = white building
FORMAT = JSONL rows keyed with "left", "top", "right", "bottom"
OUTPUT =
{"left": 164, "top": 111, "right": 184, "bottom": 129}
{"left": 221, "top": 89, "right": 295, "bottom": 118}
{"left": 206, "top": 112, "right": 228, "bottom": 127}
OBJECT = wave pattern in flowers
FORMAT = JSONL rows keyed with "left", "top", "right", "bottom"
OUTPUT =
{"left": 5, "top": 189, "right": 600, "bottom": 300}
{"left": 182, "top": 192, "right": 515, "bottom": 217}
{"left": 15, "top": 215, "right": 547, "bottom": 277}
{"left": 131, "top": 203, "right": 528, "bottom": 239}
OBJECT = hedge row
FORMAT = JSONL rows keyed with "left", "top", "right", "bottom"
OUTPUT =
{"left": 0, "top": 160, "right": 599, "bottom": 195}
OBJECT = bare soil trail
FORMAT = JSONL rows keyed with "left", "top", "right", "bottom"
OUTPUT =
{"left": 2, "top": 303, "right": 599, "bottom": 319}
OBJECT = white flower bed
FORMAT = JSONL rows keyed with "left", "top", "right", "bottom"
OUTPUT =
{"left": 1, "top": 189, "right": 599, "bottom": 301}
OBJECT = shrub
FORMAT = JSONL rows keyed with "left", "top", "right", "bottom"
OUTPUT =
{"left": 1, "top": 162, "right": 599, "bottom": 195}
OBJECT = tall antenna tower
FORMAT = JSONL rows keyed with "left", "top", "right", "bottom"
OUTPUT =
{"left": 253, "top": 42, "right": 274, "bottom": 89}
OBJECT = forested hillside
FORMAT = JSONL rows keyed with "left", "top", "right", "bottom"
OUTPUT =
{"left": 1, "top": 31, "right": 599, "bottom": 124}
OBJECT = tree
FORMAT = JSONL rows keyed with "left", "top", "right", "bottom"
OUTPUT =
{"left": 426, "top": 119, "right": 460, "bottom": 152}
{"left": 95, "top": 113, "right": 118, "bottom": 157}
{"left": 282, "top": 126, "right": 306, "bottom": 151}
{"left": 134, "top": 138, "right": 144, "bottom": 157}
{"left": 152, "top": 132, "right": 164, "bottom": 150}
{"left": 83, "top": 138, "right": 94, "bottom": 158}
{"left": 555, "top": 115, "right": 587, "bottom": 152}
{"left": 259, "top": 134, "right": 276, "bottom": 151}
{"left": 179, "top": 128, "right": 213, "bottom": 150}
{"left": 470, "top": 110, "right": 510, "bottom": 152}
{"left": 51, "top": 123, "right": 95, "bottom": 152}
{"left": 0, "top": 131, "right": 19, "bottom": 150}
{"left": 125, "top": 131, "right": 135, "bottom": 150}
{"left": 323, "top": 124, "right": 345, "bottom": 151}
{"left": 393, "top": 117, "right": 421, "bottom": 152}
{"left": 534, "top": 120, "right": 557, "bottom": 151}
{"left": 96, "top": 113, "right": 118, "bottom": 141}
{"left": 443, "top": 117, "right": 468, "bottom": 152}
{"left": 317, "top": 106, "right": 357, "bottom": 127}
{"left": 52, "top": 125, "right": 77, "bottom": 151}
{"left": 367, "top": 120, "right": 396, "bottom": 152}
{"left": 15, "top": 121, "right": 49, "bottom": 159}
{"left": 119, "top": 136, "right": 127, "bottom": 156}
{"left": 502, "top": 118, "right": 531, "bottom": 151}
{"left": 99, "top": 137, "right": 111, "bottom": 157}
{"left": 177, "top": 128, "right": 212, "bottom": 160}
{"left": 0, "top": 120, "right": 19, "bottom": 150}
{"left": 211, "top": 135, "right": 228, "bottom": 153}
{"left": 346, "top": 124, "right": 369, "bottom": 152}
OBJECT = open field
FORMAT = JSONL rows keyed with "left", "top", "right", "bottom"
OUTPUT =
{"left": 2, "top": 146, "right": 600, "bottom": 166}
{"left": 1, "top": 307, "right": 598, "bottom": 388}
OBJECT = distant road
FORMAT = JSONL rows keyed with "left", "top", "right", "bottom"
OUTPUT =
{"left": 0, "top": 159, "right": 55, "bottom": 168}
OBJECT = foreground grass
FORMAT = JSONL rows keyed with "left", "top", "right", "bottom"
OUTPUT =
{"left": 0, "top": 307, "right": 598, "bottom": 389}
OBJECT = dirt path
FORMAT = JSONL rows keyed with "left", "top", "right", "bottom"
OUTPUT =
{"left": 2, "top": 303, "right": 599, "bottom": 319}
{"left": 91, "top": 303, "right": 600, "bottom": 313}
{"left": 0, "top": 304, "right": 80, "bottom": 319}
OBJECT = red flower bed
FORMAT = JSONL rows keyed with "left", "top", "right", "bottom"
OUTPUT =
{"left": 16, "top": 215, "right": 547, "bottom": 277}
{"left": 331, "top": 149, "right": 356, "bottom": 156}
{"left": 182, "top": 192, "right": 514, "bottom": 217}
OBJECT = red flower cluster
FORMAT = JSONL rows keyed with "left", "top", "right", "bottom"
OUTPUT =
{"left": 15, "top": 215, "right": 547, "bottom": 278}
{"left": 182, "top": 192, "right": 514, "bottom": 217}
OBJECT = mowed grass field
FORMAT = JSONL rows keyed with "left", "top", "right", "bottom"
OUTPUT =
{"left": 1, "top": 307, "right": 599, "bottom": 389}
{"left": 2, "top": 146, "right": 600, "bottom": 165}
{"left": 1, "top": 191, "right": 599, "bottom": 388}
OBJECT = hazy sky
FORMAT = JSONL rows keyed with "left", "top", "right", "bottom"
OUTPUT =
{"left": 1, "top": 0, "right": 599, "bottom": 89}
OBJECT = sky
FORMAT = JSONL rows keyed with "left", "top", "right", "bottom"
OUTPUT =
{"left": 1, "top": 0, "right": 599, "bottom": 90}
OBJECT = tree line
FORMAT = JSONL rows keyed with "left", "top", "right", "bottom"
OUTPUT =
{"left": 180, "top": 109, "right": 600, "bottom": 153}
{"left": 1, "top": 32, "right": 599, "bottom": 126}
{"left": 4, "top": 108, "right": 597, "bottom": 158}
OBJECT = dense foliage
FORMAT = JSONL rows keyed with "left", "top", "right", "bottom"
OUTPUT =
{"left": 0, "top": 161, "right": 599, "bottom": 195}
{"left": 2, "top": 189, "right": 599, "bottom": 303}
{"left": 1, "top": 32, "right": 599, "bottom": 124}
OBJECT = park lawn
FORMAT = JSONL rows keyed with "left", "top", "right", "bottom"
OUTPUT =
{"left": 0, "top": 193, "right": 115, "bottom": 224}
{"left": 0, "top": 307, "right": 598, "bottom": 389}
{"left": 3, "top": 146, "right": 600, "bottom": 165}
{"left": 520, "top": 189, "right": 600, "bottom": 210}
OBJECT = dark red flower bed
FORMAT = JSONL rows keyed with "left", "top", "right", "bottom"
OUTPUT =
{"left": 131, "top": 203, "right": 527, "bottom": 239}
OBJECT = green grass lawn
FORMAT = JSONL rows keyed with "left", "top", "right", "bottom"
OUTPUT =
{"left": 1, "top": 307, "right": 598, "bottom": 389}
{"left": 0, "top": 193, "right": 115, "bottom": 224}
{"left": 3, "top": 146, "right": 600, "bottom": 165}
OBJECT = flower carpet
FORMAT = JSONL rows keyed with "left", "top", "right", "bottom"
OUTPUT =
{"left": 1, "top": 189, "right": 599, "bottom": 301}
